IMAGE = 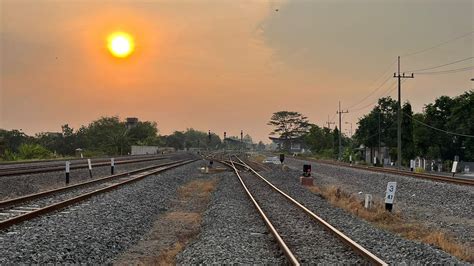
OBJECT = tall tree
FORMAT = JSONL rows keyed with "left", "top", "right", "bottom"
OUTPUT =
{"left": 268, "top": 111, "right": 310, "bottom": 139}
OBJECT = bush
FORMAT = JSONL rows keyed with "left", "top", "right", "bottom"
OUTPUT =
{"left": 17, "top": 144, "right": 54, "bottom": 160}
{"left": 415, "top": 167, "right": 425, "bottom": 173}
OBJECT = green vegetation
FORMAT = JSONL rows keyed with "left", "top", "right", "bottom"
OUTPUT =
{"left": 0, "top": 116, "right": 233, "bottom": 161}
{"left": 269, "top": 91, "right": 472, "bottom": 164}
{"left": 355, "top": 91, "right": 473, "bottom": 163}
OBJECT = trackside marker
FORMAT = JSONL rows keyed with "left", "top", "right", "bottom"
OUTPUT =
{"left": 384, "top": 182, "right": 397, "bottom": 212}
{"left": 87, "top": 159, "right": 93, "bottom": 178}
{"left": 65, "top": 161, "right": 70, "bottom": 184}
{"left": 451, "top": 161, "right": 458, "bottom": 177}
{"left": 111, "top": 158, "right": 115, "bottom": 175}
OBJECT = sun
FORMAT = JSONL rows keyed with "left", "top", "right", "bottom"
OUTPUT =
{"left": 107, "top": 32, "right": 134, "bottom": 58}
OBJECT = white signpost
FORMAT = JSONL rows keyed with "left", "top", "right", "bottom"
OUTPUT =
{"left": 65, "top": 161, "right": 71, "bottom": 184}
{"left": 451, "top": 161, "right": 458, "bottom": 177}
{"left": 384, "top": 182, "right": 397, "bottom": 212}
{"left": 111, "top": 158, "right": 115, "bottom": 175}
{"left": 410, "top": 160, "right": 415, "bottom": 172}
{"left": 87, "top": 159, "right": 93, "bottom": 178}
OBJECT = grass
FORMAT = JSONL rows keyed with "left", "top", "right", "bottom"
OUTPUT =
{"left": 156, "top": 178, "right": 218, "bottom": 265}
{"left": 308, "top": 185, "right": 473, "bottom": 262}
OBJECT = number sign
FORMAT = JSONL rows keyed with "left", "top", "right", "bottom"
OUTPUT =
{"left": 385, "top": 182, "right": 397, "bottom": 204}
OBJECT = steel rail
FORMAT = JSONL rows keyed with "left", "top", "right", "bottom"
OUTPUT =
{"left": 235, "top": 156, "right": 387, "bottom": 266}
{"left": 223, "top": 159, "right": 300, "bottom": 266}
{"left": 0, "top": 156, "right": 170, "bottom": 177}
{"left": 0, "top": 154, "right": 162, "bottom": 166}
{"left": 0, "top": 160, "right": 186, "bottom": 209}
{"left": 310, "top": 159, "right": 474, "bottom": 186}
{"left": 0, "top": 159, "right": 196, "bottom": 230}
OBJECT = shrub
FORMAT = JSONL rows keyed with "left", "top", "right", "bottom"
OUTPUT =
{"left": 17, "top": 144, "right": 54, "bottom": 160}
{"left": 415, "top": 167, "right": 425, "bottom": 173}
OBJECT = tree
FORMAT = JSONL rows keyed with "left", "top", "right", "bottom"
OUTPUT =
{"left": 304, "top": 125, "right": 333, "bottom": 153}
{"left": 401, "top": 102, "right": 415, "bottom": 163}
{"left": 257, "top": 141, "right": 266, "bottom": 151}
{"left": 268, "top": 111, "right": 310, "bottom": 151}
{"left": 128, "top": 121, "right": 159, "bottom": 145}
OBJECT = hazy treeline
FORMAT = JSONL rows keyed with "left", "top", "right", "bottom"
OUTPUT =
{"left": 270, "top": 90, "right": 473, "bottom": 164}
{"left": 0, "top": 117, "right": 259, "bottom": 161}
{"left": 354, "top": 91, "right": 473, "bottom": 162}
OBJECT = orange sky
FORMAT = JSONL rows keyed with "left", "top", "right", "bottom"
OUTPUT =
{"left": 1, "top": 0, "right": 472, "bottom": 142}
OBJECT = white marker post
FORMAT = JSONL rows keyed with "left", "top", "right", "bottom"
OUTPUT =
{"left": 349, "top": 155, "right": 353, "bottom": 166}
{"left": 373, "top": 156, "right": 377, "bottom": 167}
{"left": 87, "top": 159, "right": 93, "bottom": 178}
{"left": 410, "top": 159, "right": 415, "bottom": 172}
{"left": 364, "top": 194, "right": 373, "bottom": 209}
{"left": 111, "top": 158, "right": 115, "bottom": 175}
{"left": 65, "top": 161, "right": 71, "bottom": 184}
{"left": 384, "top": 182, "right": 397, "bottom": 212}
{"left": 451, "top": 161, "right": 458, "bottom": 177}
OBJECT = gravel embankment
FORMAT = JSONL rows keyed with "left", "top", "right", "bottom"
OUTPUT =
{"left": 177, "top": 169, "right": 285, "bottom": 264}
{"left": 0, "top": 153, "right": 192, "bottom": 200}
{"left": 285, "top": 158, "right": 474, "bottom": 246}
{"left": 0, "top": 160, "right": 202, "bottom": 264}
{"left": 255, "top": 164, "right": 464, "bottom": 264}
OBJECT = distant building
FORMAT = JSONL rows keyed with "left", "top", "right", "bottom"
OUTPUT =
{"left": 269, "top": 136, "right": 307, "bottom": 153}
{"left": 126, "top": 117, "right": 139, "bottom": 129}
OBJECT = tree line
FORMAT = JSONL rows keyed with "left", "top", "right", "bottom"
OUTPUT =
{"left": 268, "top": 90, "right": 473, "bottom": 164}
{"left": 0, "top": 116, "right": 259, "bottom": 161}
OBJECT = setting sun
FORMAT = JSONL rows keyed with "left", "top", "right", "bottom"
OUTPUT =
{"left": 107, "top": 32, "right": 134, "bottom": 58}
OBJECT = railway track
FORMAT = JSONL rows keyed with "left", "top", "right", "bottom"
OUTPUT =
{"left": 0, "top": 159, "right": 196, "bottom": 230}
{"left": 223, "top": 156, "right": 386, "bottom": 265}
{"left": 309, "top": 159, "right": 474, "bottom": 186}
{"left": 0, "top": 155, "right": 170, "bottom": 177}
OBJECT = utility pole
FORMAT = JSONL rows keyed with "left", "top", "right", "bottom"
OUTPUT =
{"left": 337, "top": 101, "right": 348, "bottom": 161}
{"left": 393, "top": 56, "right": 414, "bottom": 169}
{"left": 326, "top": 115, "right": 335, "bottom": 129}
{"left": 223, "top": 132, "right": 226, "bottom": 151}
{"left": 240, "top": 130, "right": 243, "bottom": 152}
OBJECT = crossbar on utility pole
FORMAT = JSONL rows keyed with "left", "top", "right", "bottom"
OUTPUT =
{"left": 337, "top": 101, "right": 349, "bottom": 161}
{"left": 394, "top": 56, "right": 414, "bottom": 169}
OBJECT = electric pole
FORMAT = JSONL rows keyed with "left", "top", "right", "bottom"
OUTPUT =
{"left": 240, "top": 130, "right": 243, "bottom": 152}
{"left": 393, "top": 56, "right": 414, "bottom": 169}
{"left": 337, "top": 101, "right": 348, "bottom": 161}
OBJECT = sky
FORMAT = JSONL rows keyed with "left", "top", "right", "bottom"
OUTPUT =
{"left": 1, "top": 0, "right": 473, "bottom": 143}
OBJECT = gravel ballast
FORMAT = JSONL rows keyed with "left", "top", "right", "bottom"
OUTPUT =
{"left": 0, "top": 160, "right": 201, "bottom": 264}
{"left": 177, "top": 169, "right": 285, "bottom": 264}
{"left": 258, "top": 163, "right": 464, "bottom": 264}
{"left": 285, "top": 157, "right": 474, "bottom": 246}
{"left": 238, "top": 170, "right": 365, "bottom": 264}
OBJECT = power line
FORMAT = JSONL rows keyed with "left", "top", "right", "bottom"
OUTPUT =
{"left": 347, "top": 75, "right": 392, "bottom": 110}
{"left": 403, "top": 112, "right": 474, "bottom": 138}
{"left": 415, "top": 66, "right": 474, "bottom": 75}
{"left": 347, "top": 60, "right": 397, "bottom": 110}
{"left": 350, "top": 80, "right": 398, "bottom": 112}
{"left": 407, "top": 56, "right": 474, "bottom": 72}
{"left": 402, "top": 30, "right": 474, "bottom": 57}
